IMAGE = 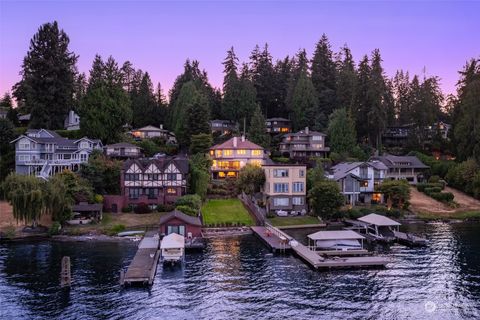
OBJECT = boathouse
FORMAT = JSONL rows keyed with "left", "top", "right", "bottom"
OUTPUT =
{"left": 159, "top": 209, "right": 202, "bottom": 238}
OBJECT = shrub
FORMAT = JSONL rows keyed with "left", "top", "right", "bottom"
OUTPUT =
{"left": 175, "top": 194, "right": 202, "bottom": 210}
{"left": 156, "top": 204, "right": 175, "bottom": 212}
{"left": 175, "top": 205, "right": 197, "bottom": 216}
{"left": 428, "top": 175, "right": 441, "bottom": 183}
{"left": 94, "top": 194, "right": 104, "bottom": 203}
{"left": 430, "top": 192, "right": 454, "bottom": 203}
{"left": 134, "top": 203, "right": 152, "bottom": 214}
{"left": 109, "top": 224, "right": 126, "bottom": 235}
{"left": 424, "top": 187, "right": 442, "bottom": 194}
{"left": 121, "top": 206, "right": 132, "bottom": 213}
{"left": 417, "top": 183, "right": 427, "bottom": 192}
{"left": 48, "top": 222, "right": 62, "bottom": 236}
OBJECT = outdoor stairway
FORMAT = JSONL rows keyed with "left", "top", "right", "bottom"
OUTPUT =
{"left": 37, "top": 160, "right": 51, "bottom": 179}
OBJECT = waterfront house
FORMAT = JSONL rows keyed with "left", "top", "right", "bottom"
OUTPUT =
{"left": 209, "top": 136, "right": 265, "bottom": 179}
{"left": 370, "top": 154, "right": 429, "bottom": 184}
{"left": 329, "top": 160, "right": 388, "bottom": 205}
{"left": 129, "top": 125, "right": 177, "bottom": 144}
{"left": 104, "top": 142, "right": 142, "bottom": 159}
{"left": 10, "top": 129, "right": 102, "bottom": 179}
{"left": 210, "top": 119, "right": 239, "bottom": 135}
{"left": 103, "top": 156, "right": 188, "bottom": 212}
{"left": 64, "top": 110, "right": 80, "bottom": 130}
{"left": 279, "top": 127, "right": 329, "bottom": 161}
{"left": 265, "top": 117, "right": 291, "bottom": 135}
{"left": 262, "top": 162, "right": 307, "bottom": 215}
{"left": 159, "top": 209, "right": 202, "bottom": 238}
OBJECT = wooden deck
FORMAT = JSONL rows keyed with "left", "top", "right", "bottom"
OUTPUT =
{"left": 121, "top": 233, "right": 160, "bottom": 286}
{"left": 394, "top": 231, "right": 428, "bottom": 246}
{"left": 251, "top": 226, "right": 291, "bottom": 252}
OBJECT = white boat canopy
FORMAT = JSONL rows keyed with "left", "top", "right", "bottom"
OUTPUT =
{"left": 358, "top": 213, "right": 401, "bottom": 227}
{"left": 161, "top": 233, "right": 185, "bottom": 249}
{"left": 308, "top": 230, "right": 365, "bottom": 241}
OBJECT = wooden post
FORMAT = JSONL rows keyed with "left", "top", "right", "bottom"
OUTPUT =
{"left": 60, "top": 256, "right": 71, "bottom": 287}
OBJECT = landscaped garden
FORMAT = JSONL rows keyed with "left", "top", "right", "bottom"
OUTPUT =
{"left": 201, "top": 198, "right": 254, "bottom": 226}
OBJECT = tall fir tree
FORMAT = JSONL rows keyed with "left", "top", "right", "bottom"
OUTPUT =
{"left": 392, "top": 70, "right": 411, "bottom": 124}
{"left": 250, "top": 44, "right": 276, "bottom": 117}
{"left": 13, "top": 21, "right": 78, "bottom": 129}
{"left": 79, "top": 55, "right": 132, "bottom": 144}
{"left": 311, "top": 34, "right": 337, "bottom": 118}
{"left": 273, "top": 56, "right": 293, "bottom": 118}
{"left": 131, "top": 72, "right": 157, "bottom": 127}
{"left": 354, "top": 55, "right": 371, "bottom": 144}
{"left": 248, "top": 104, "right": 270, "bottom": 148}
{"left": 222, "top": 47, "right": 241, "bottom": 120}
{"left": 327, "top": 107, "right": 357, "bottom": 155}
{"left": 335, "top": 45, "right": 357, "bottom": 115}
{"left": 171, "top": 81, "right": 201, "bottom": 146}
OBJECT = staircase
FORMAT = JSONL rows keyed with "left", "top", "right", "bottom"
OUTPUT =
{"left": 37, "top": 160, "right": 51, "bottom": 180}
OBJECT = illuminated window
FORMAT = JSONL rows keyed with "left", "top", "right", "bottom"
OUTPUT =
{"left": 237, "top": 149, "right": 246, "bottom": 155}
{"left": 167, "top": 188, "right": 176, "bottom": 194}
{"left": 227, "top": 171, "right": 237, "bottom": 177}
{"left": 215, "top": 150, "right": 222, "bottom": 157}
{"left": 209, "top": 150, "right": 214, "bottom": 156}
{"left": 361, "top": 181, "right": 368, "bottom": 187}
{"left": 224, "top": 150, "right": 233, "bottom": 156}
{"left": 280, "top": 127, "right": 289, "bottom": 133}
{"left": 252, "top": 150, "right": 262, "bottom": 156}
{"left": 372, "top": 193, "right": 381, "bottom": 202}
{"left": 218, "top": 172, "right": 226, "bottom": 178}
{"left": 251, "top": 160, "right": 262, "bottom": 167}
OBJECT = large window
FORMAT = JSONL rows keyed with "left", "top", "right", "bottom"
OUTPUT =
{"left": 273, "top": 169, "right": 289, "bottom": 177}
{"left": 292, "top": 197, "right": 304, "bottom": 205}
{"left": 146, "top": 188, "right": 159, "bottom": 199}
{"left": 125, "top": 173, "right": 140, "bottom": 181}
{"left": 274, "top": 183, "right": 289, "bottom": 193}
{"left": 273, "top": 198, "right": 289, "bottom": 206}
{"left": 252, "top": 150, "right": 262, "bottom": 156}
{"left": 167, "top": 225, "right": 185, "bottom": 236}
{"left": 166, "top": 173, "right": 177, "bottom": 180}
{"left": 223, "top": 150, "right": 233, "bottom": 156}
{"left": 147, "top": 174, "right": 159, "bottom": 181}
{"left": 312, "top": 135, "right": 323, "bottom": 141}
{"left": 237, "top": 149, "right": 246, "bottom": 155}
{"left": 167, "top": 187, "right": 177, "bottom": 194}
{"left": 19, "top": 142, "right": 30, "bottom": 150}
{"left": 128, "top": 188, "right": 140, "bottom": 199}
{"left": 293, "top": 182, "right": 304, "bottom": 192}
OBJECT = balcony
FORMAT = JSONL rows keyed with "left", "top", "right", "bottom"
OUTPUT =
{"left": 107, "top": 151, "right": 140, "bottom": 157}
{"left": 211, "top": 165, "right": 241, "bottom": 171}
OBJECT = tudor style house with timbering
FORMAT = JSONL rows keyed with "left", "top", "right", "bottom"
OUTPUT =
{"left": 279, "top": 127, "right": 330, "bottom": 161}
{"left": 11, "top": 129, "right": 102, "bottom": 179}
{"left": 262, "top": 162, "right": 307, "bottom": 215}
{"left": 103, "top": 156, "right": 188, "bottom": 212}
{"left": 209, "top": 136, "right": 265, "bottom": 179}
{"left": 328, "top": 160, "right": 388, "bottom": 206}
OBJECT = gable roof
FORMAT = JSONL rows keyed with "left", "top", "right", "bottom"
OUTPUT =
{"left": 123, "top": 156, "right": 189, "bottom": 173}
{"left": 330, "top": 161, "right": 389, "bottom": 180}
{"left": 358, "top": 213, "right": 401, "bottom": 226}
{"left": 370, "top": 155, "right": 429, "bottom": 169}
{"left": 159, "top": 209, "right": 202, "bottom": 226}
{"left": 104, "top": 142, "right": 140, "bottom": 149}
{"left": 134, "top": 125, "right": 167, "bottom": 132}
{"left": 210, "top": 136, "right": 264, "bottom": 150}
{"left": 266, "top": 117, "right": 290, "bottom": 122}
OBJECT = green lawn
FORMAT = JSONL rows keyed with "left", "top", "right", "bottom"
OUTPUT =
{"left": 202, "top": 199, "right": 254, "bottom": 226}
{"left": 417, "top": 210, "right": 480, "bottom": 220}
{"left": 268, "top": 215, "right": 321, "bottom": 227}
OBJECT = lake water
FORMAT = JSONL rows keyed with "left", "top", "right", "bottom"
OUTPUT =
{"left": 0, "top": 223, "right": 479, "bottom": 320}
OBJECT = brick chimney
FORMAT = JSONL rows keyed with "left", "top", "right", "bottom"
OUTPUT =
{"left": 233, "top": 136, "right": 238, "bottom": 148}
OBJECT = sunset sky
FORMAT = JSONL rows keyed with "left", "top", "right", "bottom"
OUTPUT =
{"left": 1, "top": 1, "right": 479, "bottom": 99}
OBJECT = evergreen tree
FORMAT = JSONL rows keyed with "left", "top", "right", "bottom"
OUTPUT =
{"left": 289, "top": 70, "right": 320, "bottom": 131}
{"left": 186, "top": 93, "right": 211, "bottom": 138}
{"left": 171, "top": 81, "right": 201, "bottom": 146}
{"left": 453, "top": 59, "right": 480, "bottom": 162}
{"left": 0, "top": 118, "right": 16, "bottom": 181}
{"left": 273, "top": 56, "right": 293, "bottom": 118}
{"left": 0, "top": 93, "right": 18, "bottom": 126}
{"left": 367, "top": 49, "right": 388, "bottom": 149}
{"left": 327, "top": 107, "right": 357, "bottom": 155}
{"left": 222, "top": 47, "right": 241, "bottom": 120}
{"left": 235, "top": 64, "right": 258, "bottom": 131}
{"left": 248, "top": 104, "right": 270, "bottom": 148}
{"left": 354, "top": 55, "right": 371, "bottom": 143}
{"left": 335, "top": 45, "right": 357, "bottom": 115}
{"left": 13, "top": 21, "right": 78, "bottom": 129}
{"left": 392, "top": 70, "right": 411, "bottom": 124}
{"left": 79, "top": 55, "right": 132, "bottom": 144}
{"left": 132, "top": 72, "right": 157, "bottom": 127}
{"left": 311, "top": 34, "right": 337, "bottom": 118}
{"left": 250, "top": 44, "right": 276, "bottom": 117}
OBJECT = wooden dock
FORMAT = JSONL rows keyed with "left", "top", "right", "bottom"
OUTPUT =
{"left": 318, "top": 249, "right": 370, "bottom": 256}
{"left": 394, "top": 231, "right": 428, "bottom": 247}
{"left": 251, "top": 226, "right": 291, "bottom": 253}
{"left": 121, "top": 232, "right": 161, "bottom": 286}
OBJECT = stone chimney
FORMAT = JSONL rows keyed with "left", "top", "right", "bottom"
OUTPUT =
{"left": 305, "top": 127, "right": 309, "bottom": 134}
{"left": 233, "top": 136, "right": 238, "bottom": 148}
{"left": 159, "top": 124, "right": 163, "bottom": 130}
{"left": 241, "top": 135, "right": 245, "bottom": 142}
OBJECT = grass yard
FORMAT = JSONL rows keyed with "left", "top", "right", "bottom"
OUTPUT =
{"left": 268, "top": 215, "right": 321, "bottom": 227}
{"left": 202, "top": 199, "right": 254, "bottom": 226}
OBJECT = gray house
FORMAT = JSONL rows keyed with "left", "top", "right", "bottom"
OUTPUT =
{"left": 370, "top": 154, "right": 429, "bottom": 184}
{"left": 11, "top": 129, "right": 102, "bottom": 179}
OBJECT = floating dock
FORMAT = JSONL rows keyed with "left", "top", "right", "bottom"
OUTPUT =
{"left": 394, "top": 231, "right": 428, "bottom": 247}
{"left": 251, "top": 226, "right": 291, "bottom": 253}
{"left": 121, "top": 232, "right": 160, "bottom": 286}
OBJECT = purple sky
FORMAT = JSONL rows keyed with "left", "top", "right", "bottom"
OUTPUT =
{"left": 1, "top": 1, "right": 479, "bottom": 99}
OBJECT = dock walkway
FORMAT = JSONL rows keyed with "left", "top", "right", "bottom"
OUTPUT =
{"left": 121, "top": 232, "right": 160, "bottom": 286}
{"left": 251, "top": 226, "right": 291, "bottom": 252}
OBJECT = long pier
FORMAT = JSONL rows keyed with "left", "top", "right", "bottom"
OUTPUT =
{"left": 251, "top": 226, "right": 291, "bottom": 253}
{"left": 121, "top": 232, "right": 161, "bottom": 286}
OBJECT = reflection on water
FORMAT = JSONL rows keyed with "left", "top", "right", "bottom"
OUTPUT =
{"left": 0, "top": 223, "right": 479, "bottom": 320}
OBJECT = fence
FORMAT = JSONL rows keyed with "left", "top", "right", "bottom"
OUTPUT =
{"left": 239, "top": 192, "right": 266, "bottom": 226}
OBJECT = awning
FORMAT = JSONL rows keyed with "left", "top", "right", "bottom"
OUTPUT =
{"left": 358, "top": 213, "right": 401, "bottom": 226}
{"left": 161, "top": 233, "right": 185, "bottom": 249}
{"left": 308, "top": 230, "right": 365, "bottom": 241}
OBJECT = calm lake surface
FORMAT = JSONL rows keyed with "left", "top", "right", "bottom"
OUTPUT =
{"left": 1, "top": 223, "right": 479, "bottom": 320}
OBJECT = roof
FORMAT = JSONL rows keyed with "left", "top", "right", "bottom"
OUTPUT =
{"left": 105, "top": 142, "right": 140, "bottom": 149}
{"left": 284, "top": 127, "right": 326, "bottom": 137}
{"left": 72, "top": 203, "right": 103, "bottom": 212}
{"left": 18, "top": 113, "right": 31, "bottom": 121}
{"left": 358, "top": 213, "right": 401, "bottom": 226}
{"left": 266, "top": 117, "right": 290, "bottom": 122}
{"left": 308, "top": 230, "right": 365, "bottom": 241}
{"left": 370, "top": 155, "right": 429, "bottom": 169}
{"left": 133, "top": 125, "right": 168, "bottom": 132}
{"left": 330, "top": 161, "right": 389, "bottom": 181}
{"left": 160, "top": 233, "right": 185, "bottom": 249}
{"left": 210, "top": 136, "right": 264, "bottom": 150}
{"left": 124, "top": 156, "right": 189, "bottom": 174}
{"left": 159, "top": 209, "right": 202, "bottom": 226}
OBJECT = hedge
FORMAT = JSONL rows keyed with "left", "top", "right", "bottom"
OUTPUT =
{"left": 430, "top": 192, "right": 454, "bottom": 203}
{"left": 175, "top": 205, "right": 197, "bottom": 216}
